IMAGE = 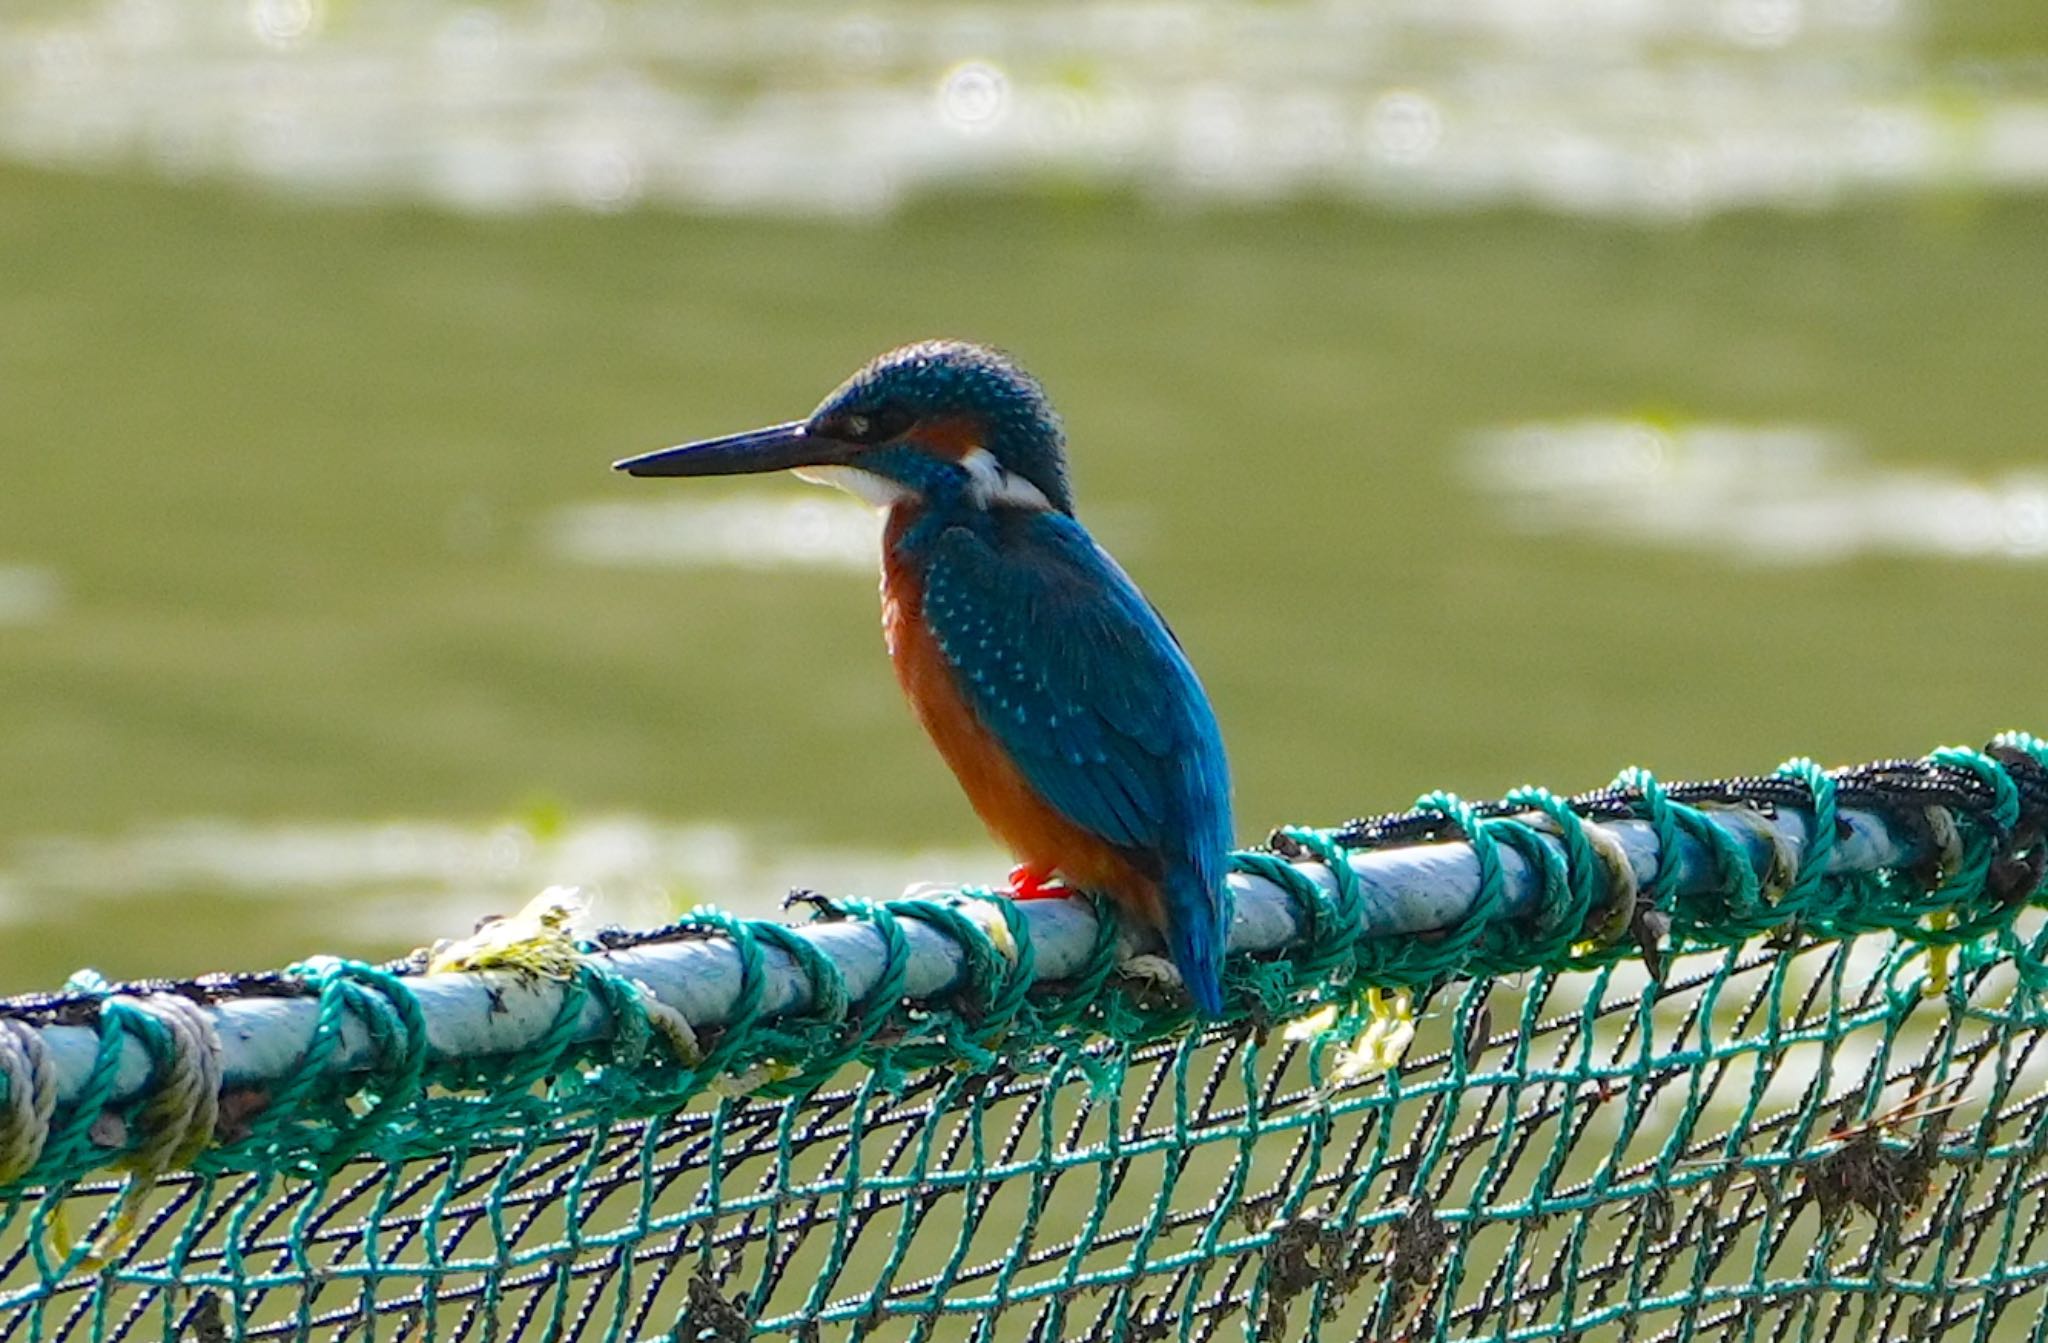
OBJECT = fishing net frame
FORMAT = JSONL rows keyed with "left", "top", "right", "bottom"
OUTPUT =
{"left": 2, "top": 734, "right": 2046, "bottom": 1342}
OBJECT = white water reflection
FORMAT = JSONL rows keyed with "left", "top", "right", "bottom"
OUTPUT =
{"left": 1, "top": 814, "right": 1005, "bottom": 937}
{"left": 544, "top": 496, "right": 883, "bottom": 572}
{"left": 0, "top": 566, "right": 63, "bottom": 624}
{"left": 540, "top": 495, "right": 1154, "bottom": 571}
{"left": 3, "top": 0, "right": 2045, "bottom": 219}
{"left": 1467, "top": 419, "right": 2048, "bottom": 565}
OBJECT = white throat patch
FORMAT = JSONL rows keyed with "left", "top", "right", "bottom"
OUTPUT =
{"left": 793, "top": 464, "right": 911, "bottom": 509}
{"left": 795, "top": 450, "right": 1052, "bottom": 513}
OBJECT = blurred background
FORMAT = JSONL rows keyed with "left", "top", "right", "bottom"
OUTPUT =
{"left": 1, "top": 0, "right": 2045, "bottom": 986}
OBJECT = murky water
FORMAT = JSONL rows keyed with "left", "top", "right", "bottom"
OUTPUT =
{"left": 1, "top": 2, "right": 2045, "bottom": 990}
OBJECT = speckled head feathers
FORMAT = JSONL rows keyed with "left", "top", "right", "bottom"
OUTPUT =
{"left": 810, "top": 341, "right": 1073, "bottom": 514}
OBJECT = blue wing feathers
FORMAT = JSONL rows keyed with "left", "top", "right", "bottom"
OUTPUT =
{"left": 922, "top": 514, "right": 1220, "bottom": 845}
{"left": 919, "top": 510, "right": 1233, "bottom": 1012}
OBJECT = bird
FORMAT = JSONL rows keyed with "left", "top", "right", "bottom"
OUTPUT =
{"left": 614, "top": 341, "right": 1234, "bottom": 1016}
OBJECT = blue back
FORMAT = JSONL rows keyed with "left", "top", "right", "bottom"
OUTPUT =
{"left": 905, "top": 505, "right": 1233, "bottom": 1011}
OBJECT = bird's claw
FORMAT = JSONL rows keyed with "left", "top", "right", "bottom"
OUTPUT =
{"left": 1005, "top": 864, "right": 1068, "bottom": 901}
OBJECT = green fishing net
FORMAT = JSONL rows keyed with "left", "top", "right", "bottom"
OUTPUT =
{"left": 3, "top": 741, "right": 2046, "bottom": 1342}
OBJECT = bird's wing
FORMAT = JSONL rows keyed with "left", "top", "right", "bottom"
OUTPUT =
{"left": 921, "top": 511, "right": 1230, "bottom": 862}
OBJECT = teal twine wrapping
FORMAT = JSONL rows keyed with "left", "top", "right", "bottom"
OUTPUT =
{"left": 1465, "top": 807, "right": 1576, "bottom": 970}
{"left": 21, "top": 978, "right": 127, "bottom": 1190}
{"left": 1025, "top": 889, "right": 1121, "bottom": 1023}
{"left": 1921, "top": 746, "right": 2024, "bottom": 942}
{"left": 1398, "top": 791, "right": 1513, "bottom": 983}
{"left": 2, "top": 738, "right": 2043, "bottom": 1191}
{"left": 0, "top": 980, "right": 226, "bottom": 1222}
{"left": 828, "top": 898, "right": 915, "bottom": 1055}
{"left": 667, "top": 909, "right": 769, "bottom": 1085}
{"left": 576, "top": 964, "right": 654, "bottom": 1072}
{"left": 985, "top": 897, "right": 1036, "bottom": 1038}
{"left": 745, "top": 920, "right": 856, "bottom": 1096}
{"left": 477, "top": 968, "right": 591, "bottom": 1100}
{"left": 1989, "top": 732, "right": 2048, "bottom": 991}
{"left": 1614, "top": 766, "right": 1686, "bottom": 919}
{"left": 874, "top": 897, "right": 1029, "bottom": 1073}
{"left": 917, "top": 892, "right": 1039, "bottom": 1051}
{"left": 1501, "top": 786, "right": 1606, "bottom": 955}
{"left": 1773, "top": 757, "right": 1840, "bottom": 910}
{"left": 272, "top": 958, "right": 429, "bottom": 1171}
{"left": 94, "top": 995, "right": 220, "bottom": 1181}
{"left": 1614, "top": 769, "right": 1764, "bottom": 938}
{"left": 1239, "top": 828, "right": 1363, "bottom": 1001}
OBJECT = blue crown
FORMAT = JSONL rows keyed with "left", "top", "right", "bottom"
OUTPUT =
{"left": 813, "top": 341, "right": 1073, "bottom": 514}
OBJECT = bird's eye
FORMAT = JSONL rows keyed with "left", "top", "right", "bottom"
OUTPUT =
{"left": 834, "top": 402, "right": 914, "bottom": 444}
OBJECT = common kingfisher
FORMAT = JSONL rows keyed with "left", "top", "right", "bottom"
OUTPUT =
{"left": 615, "top": 342, "right": 1234, "bottom": 1016}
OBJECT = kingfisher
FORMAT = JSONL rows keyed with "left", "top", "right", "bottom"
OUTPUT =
{"left": 615, "top": 341, "right": 1234, "bottom": 1016}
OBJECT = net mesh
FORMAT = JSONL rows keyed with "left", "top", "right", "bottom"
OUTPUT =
{"left": 5, "top": 740, "right": 2048, "bottom": 1342}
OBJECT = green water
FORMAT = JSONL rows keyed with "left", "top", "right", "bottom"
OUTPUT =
{"left": 3, "top": 166, "right": 2046, "bottom": 986}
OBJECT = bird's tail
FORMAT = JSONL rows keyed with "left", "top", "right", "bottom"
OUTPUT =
{"left": 1161, "top": 866, "right": 1228, "bottom": 1018}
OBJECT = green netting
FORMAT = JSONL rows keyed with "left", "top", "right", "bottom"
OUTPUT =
{"left": 3, "top": 740, "right": 2048, "bottom": 1342}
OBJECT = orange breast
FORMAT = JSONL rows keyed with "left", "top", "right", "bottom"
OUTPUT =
{"left": 880, "top": 509, "right": 1162, "bottom": 923}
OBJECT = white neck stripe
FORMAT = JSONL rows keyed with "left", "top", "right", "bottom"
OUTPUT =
{"left": 962, "top": 447, "right": 1053, "bottom": 511}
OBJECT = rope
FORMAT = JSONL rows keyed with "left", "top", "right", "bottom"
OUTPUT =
{"left": 0, "top": 736, "right": 2040, "bottom": 1199}
{"left": 41, "top": 987, "right": 225, "bottom": 1267}
{"left": 0, "top": 1019, "right": 55, "bottom": 1186}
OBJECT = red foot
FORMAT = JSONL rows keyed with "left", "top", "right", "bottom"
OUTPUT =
{"left": 1006, "top": 864, "right": 1068, "bottom": 901}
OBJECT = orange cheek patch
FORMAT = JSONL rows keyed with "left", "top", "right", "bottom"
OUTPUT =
{"left": 907, "top": 416, "right": 985, "bottom": 461}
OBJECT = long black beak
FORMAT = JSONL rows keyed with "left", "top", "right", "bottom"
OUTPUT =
{"left": 612, "top": 421, "right": 847, "bottom": 478}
